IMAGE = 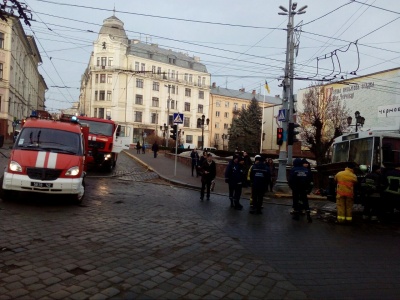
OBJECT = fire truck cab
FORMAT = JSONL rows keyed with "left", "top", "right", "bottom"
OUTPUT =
{"left": 1, "top": 114, "right": 88, "bottom": 203}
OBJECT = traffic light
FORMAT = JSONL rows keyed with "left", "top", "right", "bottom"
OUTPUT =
{"left": 288, "top": 122, "right": 301, "bottom": 145}
{"left": 170, "top": 124, "right": 177, "bottom": 140}
{"left": 276, "top": 128, "right": 283, "bottom": 146}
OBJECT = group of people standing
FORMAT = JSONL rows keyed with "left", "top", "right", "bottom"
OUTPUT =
{"left": 193, "top": 149, "right": 277, "bottom": 214}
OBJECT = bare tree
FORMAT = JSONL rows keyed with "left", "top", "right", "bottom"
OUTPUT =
{"left": 298, "top": 85, "right": 349, "bottom": 165}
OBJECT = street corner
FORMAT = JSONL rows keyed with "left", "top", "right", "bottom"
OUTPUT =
{"left": 123, "top": 150, "right": 154, "bottom": 172}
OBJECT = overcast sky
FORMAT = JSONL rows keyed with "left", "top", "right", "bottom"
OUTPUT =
{"left": 21, "top": 0, "right": 400, "bottom": 113}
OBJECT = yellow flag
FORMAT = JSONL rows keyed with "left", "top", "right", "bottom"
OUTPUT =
{"left": 265, "top": 80, "right": 270, "bottom": 94}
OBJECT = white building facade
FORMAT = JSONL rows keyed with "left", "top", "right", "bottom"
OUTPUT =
{"left": 0, "top": 16, "right": 46, "bottom": 140}
{"left": 80, "top": 15, "right": 211, "bottom": 146}
{"left": 297, "top": 68, "right": 400, "bottom": 132}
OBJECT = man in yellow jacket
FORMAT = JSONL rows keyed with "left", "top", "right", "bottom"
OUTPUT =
{"left": 334, "top": 162, "right": 358, "bottom": 224}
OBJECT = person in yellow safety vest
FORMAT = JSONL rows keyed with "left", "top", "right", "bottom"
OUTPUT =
{"left": 334, "top": 162, "right": 358, "bottom": 224}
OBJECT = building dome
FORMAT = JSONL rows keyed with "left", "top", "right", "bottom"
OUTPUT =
{"left": 99, "top": 15, "right": 128, "bottom": 43}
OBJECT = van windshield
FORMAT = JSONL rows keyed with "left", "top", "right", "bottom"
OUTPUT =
{"left": 15, "top": 128, "right": 82, "bottom": 155}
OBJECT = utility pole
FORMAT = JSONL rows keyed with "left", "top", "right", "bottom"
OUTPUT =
{"left": 274, "top": 0, "right": 307, "bottom": 193}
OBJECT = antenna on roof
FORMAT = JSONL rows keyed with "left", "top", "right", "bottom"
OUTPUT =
{"left": 225, "top": 77, "right": 228, "bottom": 89}
{"left": 113, "top": 4, "right": 116, "bottom": 16}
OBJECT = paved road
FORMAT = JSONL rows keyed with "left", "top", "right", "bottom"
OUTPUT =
{"left": 0, "top": 149, "right": 400, "bottom": 299}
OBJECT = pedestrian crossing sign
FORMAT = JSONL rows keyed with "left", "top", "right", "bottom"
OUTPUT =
{"left": 278, "top": 109, "right": 287, "bottom": 121}
{"left": 173, "top": 113, "right": 184, "bottom": 124}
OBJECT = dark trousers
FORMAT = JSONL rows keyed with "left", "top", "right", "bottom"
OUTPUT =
{"left": 292, "top": 190, "right": 310, "bottom": 212}
{"left": 253, "top": 188, "right": 265, "bottom": 212}
{"left": 137, "top": 148, "right": 140, "bottom": 154}
{"left": 191, "top": 161, "right": 197, "bottom": 176}
{"left": 153, "top": 151, "right": 157, "bottom": 158}
{"left": 201, "top": 179, "right": 212, "bottom": 199}
{"left": 229, "top": 182, "right": 242, "bottom": 206}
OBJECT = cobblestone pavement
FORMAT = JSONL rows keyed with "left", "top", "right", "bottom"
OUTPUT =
{"left": 0, "top": 151, "right": 400, "bottom": 299}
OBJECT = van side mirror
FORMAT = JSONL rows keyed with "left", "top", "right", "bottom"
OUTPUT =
{"left": 116, "top": 125, "right": 121, "bottom": 137}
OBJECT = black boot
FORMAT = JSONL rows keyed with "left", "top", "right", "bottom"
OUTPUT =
{"left": 292, "top": 211, "right": 299, "bottom": 221}
{"left": 229, "top": 198, "right": 234, "bottom": 208}
{"left": 307, "top": 211, "right": 312, "bottom": 223}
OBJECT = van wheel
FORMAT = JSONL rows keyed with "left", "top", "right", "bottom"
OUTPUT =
{"left": 73, "top": 179, "right": 85, "bottom": 205}
{"left": 0, "top": 175, "right": 15, "bottom": 201}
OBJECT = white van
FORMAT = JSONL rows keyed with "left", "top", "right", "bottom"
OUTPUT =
{"left": 203, "top": 147, "right": 217, "bottom": 152}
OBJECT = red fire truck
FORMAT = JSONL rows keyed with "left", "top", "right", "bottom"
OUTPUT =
{"left": 75, "top": 116, "right": 129, "bottom": 171}
{"left": 1, "top": 113, "right": 89, "bottom": 203}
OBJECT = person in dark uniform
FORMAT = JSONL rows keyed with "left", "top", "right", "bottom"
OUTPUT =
{"left": 289, "top": 158, "right": 313, "bottom": 222}
{"left": 190, "top": 149, "right": 200, "bottom": 177}
{"left": 200, "top": 153, "right": 216, "bottom": 201}
{"left": 225, "top": 155, "right": 244, "bottom": 210}
{"left": 249, "top": 156, "right": 271, "bottom": 214}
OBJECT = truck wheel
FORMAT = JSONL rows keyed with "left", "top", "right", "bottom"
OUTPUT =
{"left": 73, "top": 179, "right": 85, "bottom": 205}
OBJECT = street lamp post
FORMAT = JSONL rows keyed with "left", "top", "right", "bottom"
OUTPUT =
{"left": 347, "top": 111, "right": 365, "bottom": 132}
{"left": 165, "top": 85, "right": 171, "bottom": 147}
{"left": 197, "top": 114, "right": 209, "bottom": 149}
{"left": 160, "top": 123, "right": 168, "bottom": 146}
{"left": 222, "top": 133, "right": 228, "bottom": 150}
{"left": 275, "top": 0, "right": 307, "bottom": 193}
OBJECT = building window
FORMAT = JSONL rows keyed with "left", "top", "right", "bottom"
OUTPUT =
{"left": 198, "top": 104, "right": 203, "bottom": 114}
{"left": 170, "top": 100, "right": 175, "bottom": 110}
{"left": 153, "top": 82, "right": 159, "bottom": 91}
{"left": 135, "top": 62, "right": 139, "bottom": 71}
{"left": 152, "top": 65, "right": 156, "bottom": 74}
{"left": 98, "top": 108, "right": 105, "bottom": 119}
{"left": 135, "top": 94, "right": 143, "bottom": 105}
{"left": 171, "top": 85, "right": 176, "bottom": 94}
{"left": 101, "top": 57, "right": 106, "bottom": 68}
{"left": 134, "top": 111, "right": 142, "bottom": 122}
{"left": 224, "top": 112, "right": 229, "bottom": 118}
{"left": 189, "top": 74, "right": 192, "bottom": 83}
{"left": 215, "top": 133, "right": 220, "bottom": 140}
{"left": 216, "top": 101, "right": 221, "bottom": 107}
{"left": 169, "top": 57, "right": 176, "bottom": 64}
{"left": 152, "top": 97, "right": 159, "bottom": 107}
{"left": 184, "top": 73, "right": 188, "bottom": 82}
{"left": 242, "top": 104, "right": 247, "bottom": 109}
{"left": 94, "top": 91, "right": 98, "bottom": 101}
{"left": 171, "top": 70, "right": 175, "bottom": 79}
{"left": 216, "top": 111, "right": 220, "bottom": 117}
{"left": 185, "top": 88, "right": 191, "bottom": 97}
{"left": 215, "top": 122, "right": 219, "bottom": 129}
{"left": 97, "top": 57, "right": 100, "bottom": 66}
{"left": 100, "top": 74, "right": 106, "bottom": 83}
{"left": 202, "top": 77, "right": 206, "bottom": 86}
{"left": 184, "top": 102, "right": 190, "bottom": 112}
{"left": 107, "top": 74, "right": 112, "bottom": 83}
{"left": 157, "top": 67, "right": 161, "bottom": 74}
{"left": 136, "top": 78, "right": 143, "bottom": 88}
{"left": 107, "top": 91, "right": 112, "bottom": 101}
{"left": 224, "top": 123, "right": 229, "bottom": 129}
{"left": 141, "top": 63, "right": 145, "bottom": 72}
{"left": 94, "top": 108, "right": 97, "bottom": 117}
{"left": 186, "top": 135, "right": 193, "bottom": 143}
{"left": 108, "top": 57, "right": 113, "bottom": 66}
{"left": 99, "top": 90, "right": 105, "bottom": 101}
{"left": 184, "top": 117, "right": 190, "bottom": 127}
{"left": 151, "top": 113, "right": 158, "bottom": 124}
{"left": 95, "top": 74, "right": 99, "bottom": 83}
{"left": 225, "top": 102, "right": 229, "bottom": 108}
{"left": 234, "top": 103, "right": 238, "bottom": 111}
{"left": 199, "top": 91, "right": 204, "bottom": 99}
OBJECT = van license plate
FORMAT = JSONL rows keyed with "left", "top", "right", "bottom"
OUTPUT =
{"left": 31, "top": 182, "right": 53, "bottom": 188}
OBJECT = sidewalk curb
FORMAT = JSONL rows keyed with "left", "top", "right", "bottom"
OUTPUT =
{"left": 123, "top": 150, "right": 202, "bottom": 191}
